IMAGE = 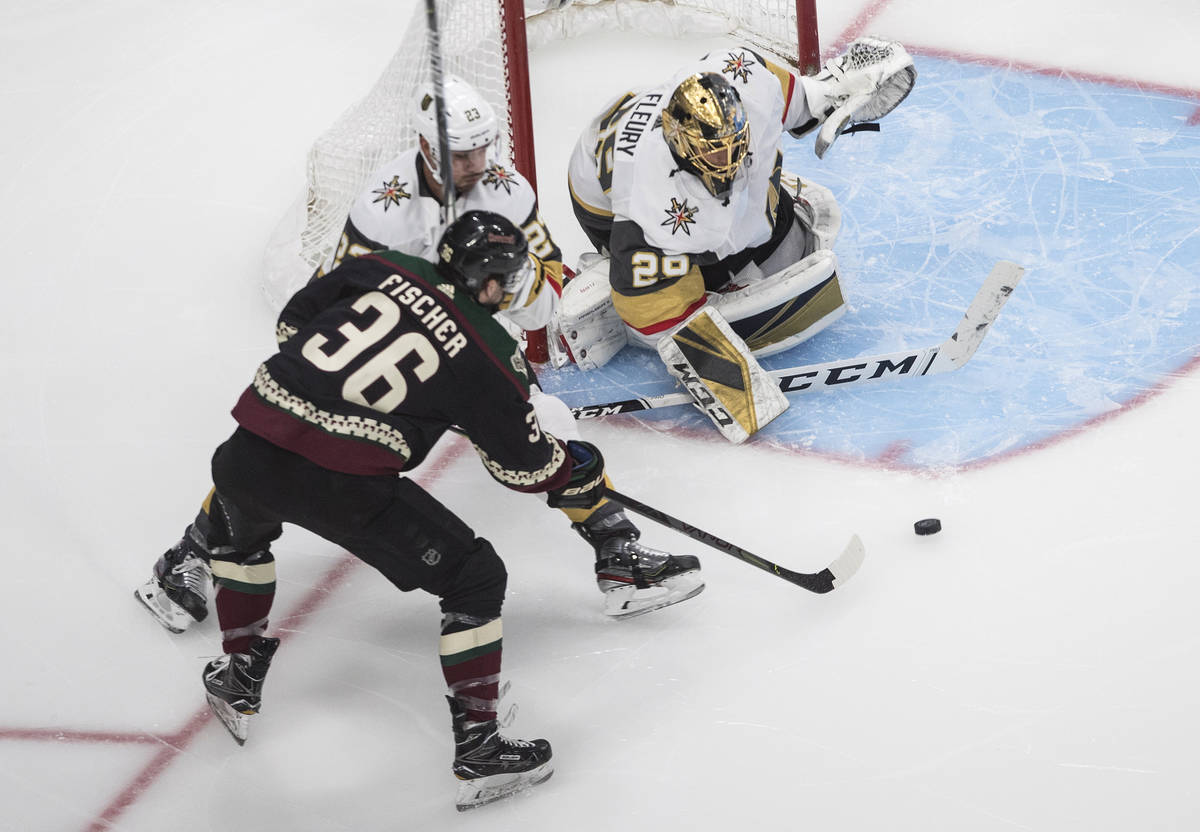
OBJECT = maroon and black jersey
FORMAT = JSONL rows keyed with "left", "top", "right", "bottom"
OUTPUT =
{"left": 231, "top": 250, "right": 570, "bottom": 493}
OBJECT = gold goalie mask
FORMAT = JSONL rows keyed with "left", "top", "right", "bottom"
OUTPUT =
{"left": 661, "top": 72, "right": 750, "bottom": 198}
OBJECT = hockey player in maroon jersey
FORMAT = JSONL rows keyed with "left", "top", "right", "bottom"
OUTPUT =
{"left": 137, "top": 79, "right": 705, "bottom": 634}
{"left": 158, "top": 212, "right": 644, "bottom": 809}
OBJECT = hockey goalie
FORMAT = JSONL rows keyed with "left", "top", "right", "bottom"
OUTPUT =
{"left": 554, "top": 37, "right": 916, "bottom": 442}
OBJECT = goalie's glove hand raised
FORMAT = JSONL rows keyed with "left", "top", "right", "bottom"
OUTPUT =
{"left": 793, "top": 37, "right": 916, "bottom": 159}
{"left": 547, "top": 440, "right": 607, "bottom": 509}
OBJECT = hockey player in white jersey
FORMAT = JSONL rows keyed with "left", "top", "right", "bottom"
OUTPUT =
{"left": 319, "top": 74, "right": 563, "bottom": 333}
{"left": 136, "top": 77, "right": 704, "bottom": 636}
{"left": 561, "top": 39, "right": 915, "bottom": 443}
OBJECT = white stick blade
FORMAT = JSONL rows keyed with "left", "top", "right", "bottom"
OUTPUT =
{"left": 829, "top": 534, "right": 866, "bottom": 588}
{"left": 935, "top": 261, "right": 1025, "bottom": 369}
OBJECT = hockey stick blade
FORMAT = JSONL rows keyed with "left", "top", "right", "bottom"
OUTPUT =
{"left": 569, "top": 261, "right": 1025, "bottom": 419}
{"left": 603, "top": 488, "right": 865, "bottom": 594}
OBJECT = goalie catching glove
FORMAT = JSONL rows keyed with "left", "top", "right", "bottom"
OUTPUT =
{"left": 547, "top": 440, "right": 607, "bottom": 509}
{"left": 796, "top": 36, "right": 917, "bottom": 159}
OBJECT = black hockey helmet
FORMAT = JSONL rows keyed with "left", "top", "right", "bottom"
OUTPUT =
{"left": 435, "top": 210, "right": 529, "bottom": 298}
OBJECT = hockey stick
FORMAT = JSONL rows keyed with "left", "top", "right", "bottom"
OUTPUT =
{"left": 423, "top": 0, "right": 456, "bottom": 225}
{"left": 570, "top": 260, "right": 1024, "bottom": 419}
{"left": 603, "top": 488, "right": 865, "bottom": 594}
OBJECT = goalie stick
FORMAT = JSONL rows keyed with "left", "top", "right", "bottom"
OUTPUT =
{"left": 603, "top": 488, "right": 865, "bottom": 594}
{"left": 569, "top": 260, "right": 1024, "bottom": 419}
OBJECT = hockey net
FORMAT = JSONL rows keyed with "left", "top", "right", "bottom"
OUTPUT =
{"left": 261, "top": 0, "right": 817, "bottom": 342}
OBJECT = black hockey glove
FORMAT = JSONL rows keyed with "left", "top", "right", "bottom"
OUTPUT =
{"left": 546, "top": 440, "right": 607, "bottom": 509}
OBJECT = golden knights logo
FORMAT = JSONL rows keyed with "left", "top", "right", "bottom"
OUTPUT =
{"left": 482, "top": 165, "right": 520, "bottom": 194}
{"left": 661, "top": 197, "right": 699, "bottom": 235}
{"left": 722, "top": 51, "right": 756, "bottom": 83}
{"left": 371, "top": 175, "right": 411, "bottom": 210}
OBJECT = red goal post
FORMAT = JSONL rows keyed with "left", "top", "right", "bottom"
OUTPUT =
{"left": 261, "top": 0, "right": 820, "bottom": 362}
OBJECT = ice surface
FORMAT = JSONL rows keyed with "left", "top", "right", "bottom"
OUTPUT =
{"left": 2, "top": 1, "right": 1199, "bottom": 830}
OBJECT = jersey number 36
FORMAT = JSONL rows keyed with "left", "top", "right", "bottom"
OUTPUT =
{"left": 301, "top": 292, "right": 440, "bottom": 413}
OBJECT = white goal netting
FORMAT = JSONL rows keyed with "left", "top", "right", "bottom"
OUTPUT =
{"left": 262, "top": 0, "right": 807, "bottom": 310}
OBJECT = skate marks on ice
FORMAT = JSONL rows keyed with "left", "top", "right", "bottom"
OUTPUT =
{"left": 541, "top": 56, "right": 1200, "bottom": 469}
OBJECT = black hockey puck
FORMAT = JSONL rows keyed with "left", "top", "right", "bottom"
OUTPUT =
{"left": 914, "top": 518, "right": 942, "bottom": 536}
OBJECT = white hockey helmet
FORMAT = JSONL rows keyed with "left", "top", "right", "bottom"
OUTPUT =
{"left": 413, "top": 75, "right": 500, "bottom": 157}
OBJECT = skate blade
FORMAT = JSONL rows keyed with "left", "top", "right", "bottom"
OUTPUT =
{"left": 205, "top": 692, "right": 251, "bottom": 746}
{"left": 133, "top": 582, "right": 192, "bottom": 634}
{"left": 455, "top": 762, "right": 554, "bottom": 812}
{"left": 604, "top": 571, "right": 705, "bottom": 619}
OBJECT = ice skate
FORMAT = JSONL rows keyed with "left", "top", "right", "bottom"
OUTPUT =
{"left": 448, "top": 697, "right": 553, "bottom": 811}
{"left": 575, "top": 505, "right": 704, "bottom": 618}
{"left": 202, "top": 636, "right": 280, "bottom": 745}
{"left": 134, "top": 541, "right": 211, "bottom": 633}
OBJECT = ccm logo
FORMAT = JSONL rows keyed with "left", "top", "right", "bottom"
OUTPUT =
{"left": 672, "top": 363, "right": 734, "bottom": 427}
{"left": 778, "top": 354, "right": 924, "bottom": 392}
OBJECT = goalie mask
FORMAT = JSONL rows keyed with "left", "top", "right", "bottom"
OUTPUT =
{"left": 436, "top": 210, "right": 531, "bottom": 307}
{"left": 414, "top": 76, "right": 500, "bottom": 182}
{"left": 661, "top": 72, "right": 750, "bottom": 198}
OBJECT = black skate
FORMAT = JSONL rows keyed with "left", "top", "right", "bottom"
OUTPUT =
{"left": 202, "top": 636, "right": 279, "bottom": 745}
{"left": 448, "top": 697, "right": 553, "bottom": 811}
{"left": 575, "top": 506, "right": 704, "bottom": 618}
{"left": 134, "top": 540, "right": 211, "bottom": 633}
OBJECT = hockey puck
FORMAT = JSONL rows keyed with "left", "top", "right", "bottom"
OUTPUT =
{"left": 914, "top": 518, "right": 942, "bottom": 536}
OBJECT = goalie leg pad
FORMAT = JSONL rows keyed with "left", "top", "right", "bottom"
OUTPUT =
{"left": 551, "top": 254, "right": 627, "bottom": 370}
{"left": 783, "top": 172, "right": 842, "bottom": 252}
{"left": 656, "top": 307, "right": 789, "bottom": 444}
{"left": 714, "top": 249, "right": 845, "bottom": 358}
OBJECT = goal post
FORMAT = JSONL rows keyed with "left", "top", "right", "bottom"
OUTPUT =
{"left": 261, "top": 0, "right": 820, "bottom": 362}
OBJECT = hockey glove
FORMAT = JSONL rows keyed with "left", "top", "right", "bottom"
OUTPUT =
{"left": 546, "top": 440, "right": 607, "bottom": 509}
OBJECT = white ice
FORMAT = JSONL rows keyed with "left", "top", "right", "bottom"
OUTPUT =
{"left": 2, "top": 1, "right": 1199, "bottom": 830}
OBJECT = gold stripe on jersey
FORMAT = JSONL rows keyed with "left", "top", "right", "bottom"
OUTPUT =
{"left": 671, "top": 313, "right": 758, "bottom": 435}
{"left": 250, "top": 364, "right": 413, "bottom": 459}
{"left": 759, "top": 53, "right": 797, "bottom": 117}
{"left": 598, "top": 92, "right": 639, "bottom": 132}
{"left": 611, "top": 265, "right": 706, "bottom": 333}
{"left": 740, "top": 275, "right": 845, "bottom": 352}
{"left": 500, "top": 263, "right": 547, "bottom": 312}
{"left": 765, "top": 151, "right": 783, "bottom": 225}
{"left": 569, "top": 178, "right": 614, "bottom": 218}
{"left": 541, "top": 258, "right": 565, "bottom": 296}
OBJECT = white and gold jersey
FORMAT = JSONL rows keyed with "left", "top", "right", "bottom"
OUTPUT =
{"left": 324, "top": 147, "right": 563, "bottom": 331}
{"left": 567, "top": 46, "right": 817, "bottom": 335}
{"left": 570, "top": 46, "right": 814, "bottom": 257}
